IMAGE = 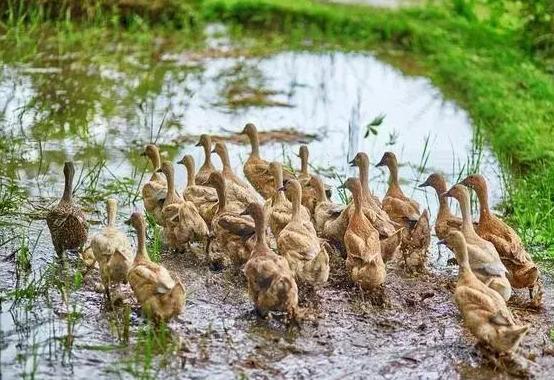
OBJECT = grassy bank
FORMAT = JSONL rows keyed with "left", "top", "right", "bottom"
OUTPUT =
{"left": 2, "top": 0, "right": 554, "bottom": 257}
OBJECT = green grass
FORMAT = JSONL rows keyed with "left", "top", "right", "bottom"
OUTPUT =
{"left": 200, "top": 0, "right": 554, "bottom": 257}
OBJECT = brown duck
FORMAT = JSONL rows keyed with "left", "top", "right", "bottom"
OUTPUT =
{"left": 461, "top": 174, "right": 540, "bottom": 302}
{"left": 46, "top": 162, "right": 88, "bottom": 256}
{"left": 297, "top": 145, "right": 331, "bottom": 214}
{"left": 242, "top": 202, "right": 299, "bottom": 319}
{"left": 195, "top": 134, "right": 216, "bottom": 185}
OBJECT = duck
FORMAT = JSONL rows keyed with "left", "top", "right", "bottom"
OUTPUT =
{"left": 156, "top": 161, "right": 186, "bottom": 249}
{"left": 311, "top": 176, "right": 347, "bottom": 238}
{"left": 91, "top": 199, "right": 133, "bottom": 299}
{"left": 195, "top": 134, "right": 216, "bottom": 185}
{"left": 141, "top": 144, "right": 167, "bottom": 225}
{"left": 296, "top": 145, "right": 331, "bottom": 214}
{"left": 126, "top": 212, "right": 185, "bottom": 323}
{"left": 341, "top": 177, "right": 386, "bottom": 290}
{"left": 418, "top": 173, "right": 463, "bottom": 240}
{"left": 177, "top": 154, "right": 218, "bottom": 225}
{"left": 242, "top": 202, "right": 299, "bottom": 319}
{"left": 461, "top": 174, "right": 540, "bottom": 302}
{"left": 46, "top": 161, "right": 88, "bottom": 256}
{"left": 205, "top": 172, "right": 257, "bottom": 267}
{"left": 211, "top": 141, "right": 263, "bottom": 208}
{"left": 440, "top": 231, "right": 529, "bottom": 353}
{"left": 349, "top": 152, "right": 401, "bottom": 262}
{"left": 265, "top": 161, "right": 311, "bottom": 238}
{"left": 241, "top": 123, "right": 295, "bottom": 199}
{"left": 443, "top": 184, "right": 512, "bottom": 301}
{"left": 375, "top": 152, "right": 430, "bottom": 271}
{"left": 277, "top": 179, "right": 330, "bottom": 287}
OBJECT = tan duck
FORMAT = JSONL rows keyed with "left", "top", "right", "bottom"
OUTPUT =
{"left": 241, "top": 123, "right": 295, "bottom": 199}
{"left": 205, "top": 172, "right": 257, "bottom": 267}
{"left": 46, "top": 161, "right": 88, "bottom": 256}
{"left": 127, "top": 212, "right": 185, "bottom": 323}
{"left": 212, "top": 141, "right": 263, "bottom": 208}
{"left": 444, "top": 184, "right": 512, "bottom": 301}
{"left": 341, "top": 177, "right": 386, "bottom": 290}
{"left": 375, "top": 152, "right": 430, "bottom": 271}
{"left": 297, "top": 145, "right": 331, "bottom": 214}
{"left": 141, "top": 144, "right": 167, "bottom": 225}
{"left": 441, "top": 231, "right": 528, "bottom": 353}
{"left": 350, "top": 152, "right": 401, "bottom": 262}
{"left": 156, "top": 161, "right": 185, "bottom": 249}
{"left": 418, "top": 173, "right": 462, "bottom": 240}
{"left": 461, "top": 174, "right": 540, "bottom": 301}
{"left": 265, "top": 162, "right": 311, "bottom": 238}
{"left": 177, "top": 154, "right": 218, "bottom": 225}
{"left": 277, "top": 179, "right": 329, "bottom": 287}
{"left": 91, "top": 199, "right": 133, "bottom": 298}
{"left": 195, "top": 134, "right": 215, "bottom": 185}
{"left": 311, "top": 176, "right": 347, "bottom": 237}
{"left": 242, "top": 202, "right": 299, "bottom": 318}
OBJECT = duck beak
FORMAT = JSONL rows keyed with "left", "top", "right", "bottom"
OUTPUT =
{"left": 124, "top": 218, "right": 132, "bottom": 226}
{"left": 437, "top": 239, "right": 447, "bottom": 246}
{"left": 176, "top": 158, "right": 185, "bottom": 165}
{"left": 337, "top": 184, "right": 346, "bottom": 190}
{"left": 459, "top": 177, "right": 470, "bottom": 187}
{"left": 441, "top": 188, "right": 453, "bottom": 198}
{"left": 277, "top": 186, "right": 285, "bottom": 192}
{"left": 348, "top": 159, "right": 356, "bottom": 167}
{"left": 418, "top": 180, "right": 430, "bottom": 188}
{"left": 211, "top": 148, "right": 216, "bottom": 153}
{"left": 156, "top": 168, "right": 163, "bottom": 173}
{"left": 240, "top": 209, "right": 248, "bottom": 216}
{"left": 140, "top": 152, "right": 147, "bottom": 157}
{"left": 195, "top": 141, "right": 202, "bottom": 147}
{"left": 375, "top": 157, "right": 386, "bottom": 168}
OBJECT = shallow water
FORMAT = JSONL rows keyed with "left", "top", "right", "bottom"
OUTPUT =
{"left": 0, "top": 31, "right": 552, "bottom": 379}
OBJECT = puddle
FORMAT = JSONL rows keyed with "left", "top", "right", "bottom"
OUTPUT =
{"left": 1, "top": 32, "right": 552, "bottom": 379}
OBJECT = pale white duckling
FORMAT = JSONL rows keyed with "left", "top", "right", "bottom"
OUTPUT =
{"left": 265, "top": 161, "right": 310, "bottom": 238}
{"left": 91, "top": 199, "right": 133, "bottom": 299}
{"left": 141, "top": 144, "right": 167, "bottom": 225}
{"left": 341, "top": 177, "right": 386, "bottom": 291}
{"left": 440, "top": 231, "right": 528, "bottom": 353}
{"left": 195, "top": 134, "right": 216, "bottom": 185}
{"left": 443, "top": 184, "right": 512, "bottom": 301}
{"left": 277, "top": 179, "right": 329, "bottom": 287}
{"left": 242, "top": 202, "right": 299, "bottom": 319}
{"left": 126, "top": 212, "right": 185, "bottom": 323}
{"left": 177, "top": 154, "right": 218, "bottom": 225}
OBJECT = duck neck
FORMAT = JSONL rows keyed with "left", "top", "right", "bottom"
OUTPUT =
{"left": 219, "top": 149, "right": 233, "bottom": 175}
{"left": 202, "top": 142, "right": 212, "bottom": 169}
{"left": 387, "top": 161, "right": 402, "bottom": 194}
{"left": 107, "top": 202, "right": 116, "bottom": 227}
{"left": 434, "top": 183, "right": 452, "bottom": 219}
{"left": 352, "top": 186, "right": 363, "bottom": 215}
{"left": 475, "top": 182, "right": 492, "bottom": 221}
{"left": 300, "top": 153, "right": 308, "bottom": 176}
{"left": 150, "top": 150, "right": 161, "bottom": 172}
{"left": 254, "top": 210, "right": 267, "bottom": 249}
{"left": 358, "top": 162, "right": 371, "bottom": 199}
{"left": 136, "top": 221, "right": 149, "bottom": 261}
{"left": 215, "top": 181, "right": 227, "bottom": 213}
{"left": 458, "top": 192, "right": 477, "bottom": 237}
{"left": 61, "top": 168, "right": 73, "bottom": 203}
{"left": 456, "top": 244, "right": 471, "bottom": 275}
{"left": 248, "top": 131, "right": 260, "bottom": 158}
{"left": 165, "top": 168, "right": 176, "bottom": 203}
{"left": 273, "top": 166, "right": 286, "bottom": 203}
{"left": 186, "top": 162, "right": 196, "bottom": 187}
{"left": 291, "top": 187, "right": 302, "bottom": 222}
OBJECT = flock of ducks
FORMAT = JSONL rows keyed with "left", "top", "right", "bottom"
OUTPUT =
{"left": 45, "top": 123, "right": 542, "bottom": 356}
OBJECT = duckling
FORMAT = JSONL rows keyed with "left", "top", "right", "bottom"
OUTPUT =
{"left": 297, "top": 145, "right": 331, "bottom": 214}
{"left": 205, "top": 172, "right": 257, "bottom": 267}
{"left": 341, "top": 177, "right": 386, "bottom": 290}
{"left": 126, "top": 212, "right": 185, "bottom": 323}
{"left": 461, "top": 174, "right": 540, "bottom": 302}
{"left": 195, "top": 134, "right": 216, "bottom": 185}
{"left": 441, "top": 231, "right": 529, "bottom": 353}
{"left": 91, "top": 199, "right": 133, "bottom": 299}
{"left": 242, "top": 202, "right": 299, "bottom": 319}
{"left": 375, "top": 152, "right": 430, "bottom": 271}
{"left": 177, "top": 154, "right": 218, "bottom": 225}
{"left": 211, "top": 141, "right": 263, "bottom": 208}
{"left": 444, "top": 184, "right": 512, "bottom": 301}
{"left": 265, "top": 162, "right": 311, "bottom": 238}
{"left": 418, "top": 173, "right": 463, "bottom": 240}
{"left": 350, "top": 152, "right": 401, "bottom": 262}
{"left": 277, "top": 179, "right": 329, "bottom": 287}
{"left": 46, "top": 162, "right": 88, "bottom": 256}
{"left": 141, "top": 144, "right": 167, "bottom": 225}
{"left": 241, "top": 123, "right": 295, "bottom": 199}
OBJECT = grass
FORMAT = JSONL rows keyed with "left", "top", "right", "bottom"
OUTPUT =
{"left": 199, "top": 0, "right": 554, "bottom": 257}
